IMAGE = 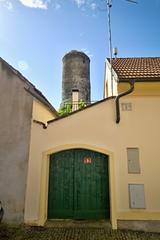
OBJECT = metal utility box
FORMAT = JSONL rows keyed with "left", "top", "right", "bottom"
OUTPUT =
{"left": 129, "top": 184, "right": 145, "bottom": 209}
{"left": 127, "top": 148, "right": 140, "bottom": 174}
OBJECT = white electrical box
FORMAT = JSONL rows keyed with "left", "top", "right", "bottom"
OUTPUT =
{"left": 129, "top": 184, "right": 145, "bottom": 209}
{"left": 127, "top": 148, "right": 140, "bottom": 174}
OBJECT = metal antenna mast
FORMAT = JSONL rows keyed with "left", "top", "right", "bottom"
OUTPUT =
{"left": 106, "top": 0, "right": 137, "bottom": 96}
{"left": 106, "top": 0, "right": 113, "bottom": 95}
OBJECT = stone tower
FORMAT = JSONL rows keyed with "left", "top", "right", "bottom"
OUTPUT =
{"left": 61, "top": 50, "right": 91, "bottom": 106}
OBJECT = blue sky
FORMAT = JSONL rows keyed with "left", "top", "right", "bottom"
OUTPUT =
{"left": 0, "top": 0, "right": 160, "bottom": 109}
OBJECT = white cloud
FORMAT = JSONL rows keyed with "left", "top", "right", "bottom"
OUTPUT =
{"left": 73, "top": 0, "right": 97, "bottom": 14}
{"left": 74, "top": 0, "right": 86, "bottom": 8}
{"left": 6, "top": 1, "right": 13, "bottom": 10}
{"left": 0, "top": 0, "right": 13, "bottom": 11}
{"left": 0, "top": 0, "right": 63, "bottom": 12}
{"left": 90, "top": 2, "right": 96, "bottom": 10}
{"left": 18, "top": 60, "right": 29, "bottom": 72}
{"left": 19, "top": 0, "right": 48, "bottom": 9}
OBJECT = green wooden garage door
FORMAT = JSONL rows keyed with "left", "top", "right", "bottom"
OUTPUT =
{"left": 48, "top": 149, "right": 110, "bottom": 219}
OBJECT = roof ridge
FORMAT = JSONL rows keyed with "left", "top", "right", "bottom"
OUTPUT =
{"left": 107, "top": 57, "right": 160, "bottom": 60}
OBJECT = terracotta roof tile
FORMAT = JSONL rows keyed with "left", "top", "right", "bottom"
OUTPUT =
{"left": 108, "top": 57, "right": 160, "bottom": 81}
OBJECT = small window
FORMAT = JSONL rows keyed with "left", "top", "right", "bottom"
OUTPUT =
{"left": 129, "top": 184, "right": 146, "bottom": 209}
{"left": 127, "top": 148, "right": 140, "bottom": 174}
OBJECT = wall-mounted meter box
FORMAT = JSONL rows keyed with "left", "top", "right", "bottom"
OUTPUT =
{"left": 127, "top": 148, "right": 140, "bottom": 174}
{"left": 129, "top": 184, "right": 145, "bottom": 209}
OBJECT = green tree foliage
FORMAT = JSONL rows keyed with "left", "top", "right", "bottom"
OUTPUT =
{"left": 59, "top": 100, "right": 87, "bottom": 117}
{"left": 78, "top": 100, "right": 87, "bottom": 109}
{"left": 59, "top": 103, "right": 72, "bottom": 116}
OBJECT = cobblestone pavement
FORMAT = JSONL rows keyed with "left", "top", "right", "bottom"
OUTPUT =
{"left": 1, "top": 221, "right": 160, "bottom": 240}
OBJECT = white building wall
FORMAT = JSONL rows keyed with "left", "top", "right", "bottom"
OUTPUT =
{"left": 105, "top": 60, "right": 118, "bottom": 97}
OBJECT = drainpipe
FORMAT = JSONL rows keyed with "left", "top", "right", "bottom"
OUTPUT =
{"left": 115, "top": 79, "right": 135, "bottom": 124}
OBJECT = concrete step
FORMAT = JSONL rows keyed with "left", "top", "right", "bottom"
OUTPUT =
{"left": 45, "top": 219, "right": 112, "bottom": 228}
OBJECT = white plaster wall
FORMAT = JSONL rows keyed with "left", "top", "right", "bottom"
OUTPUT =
{"left": 105, "top": 61, "right": 118, "bottom": 97}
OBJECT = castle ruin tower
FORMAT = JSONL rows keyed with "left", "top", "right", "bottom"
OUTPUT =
{"left": 61, "top": 50, "right": 91, "bottom": 106}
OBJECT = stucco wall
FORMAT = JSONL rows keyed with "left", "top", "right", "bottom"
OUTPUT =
{"left": 32, "top": 99, "right": 56, "bottom": 125}
{"left": 24, "top": 95, "right": 160, "bottom": 227}
{"left": 118, "top": 82, "right": 160, "bottom": 96}
{"left": 0, "top": 61, "right": 33, "bottom": 223}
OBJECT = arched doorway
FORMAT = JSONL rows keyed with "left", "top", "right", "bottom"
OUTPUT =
{"left": 48, "top": 148, "right": 110, "bottom": 220}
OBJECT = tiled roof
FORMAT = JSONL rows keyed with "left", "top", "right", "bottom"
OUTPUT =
{"left": 108, "top": 57, "right": 160, "bottom": 81}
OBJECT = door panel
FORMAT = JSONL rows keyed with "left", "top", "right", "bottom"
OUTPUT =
{"left": 48, "top": 149, "right": 110, "bottom": 219}
{"left": 74, "top": 149, "right": 110, "bottom": 219}
{"left": 48, "top": 150, "right": 74, "bottom": 218}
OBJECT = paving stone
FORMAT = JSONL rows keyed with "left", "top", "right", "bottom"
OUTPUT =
{"left": 1, "top": 223, "right": 160, "bottom": 240}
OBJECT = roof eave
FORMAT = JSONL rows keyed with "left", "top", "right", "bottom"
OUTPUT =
{"left": 24, "top": 86, "right": 59, "bottom": 117}
{"left": 119, "top": 78, "right": 160, "bottom": 82}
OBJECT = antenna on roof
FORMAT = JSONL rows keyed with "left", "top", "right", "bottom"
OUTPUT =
{"left": 106, "top": 0, "right": 138, "bottom": 96}
{"left": 106, "top": 0, "right": 113, "bottom": 95}
{"left": 113, "top": 47, "right": 118, "bottom": 58}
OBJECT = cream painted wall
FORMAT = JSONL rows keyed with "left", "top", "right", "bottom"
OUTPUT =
{"left": 118, "top": 82, "right": 160, "bottom": 96}
{"left": 23, "top": 99, "right": 57, "bottom": 224}
{"left": 24, "top": 96, "right": 160, "bottom": 228}
{"left": 32, "top": 99, "right": 57, "bottom": 125}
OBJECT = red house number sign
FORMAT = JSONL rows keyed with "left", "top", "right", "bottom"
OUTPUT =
{"left": 84, "top": 157, "right": 92, "bottom": 164}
